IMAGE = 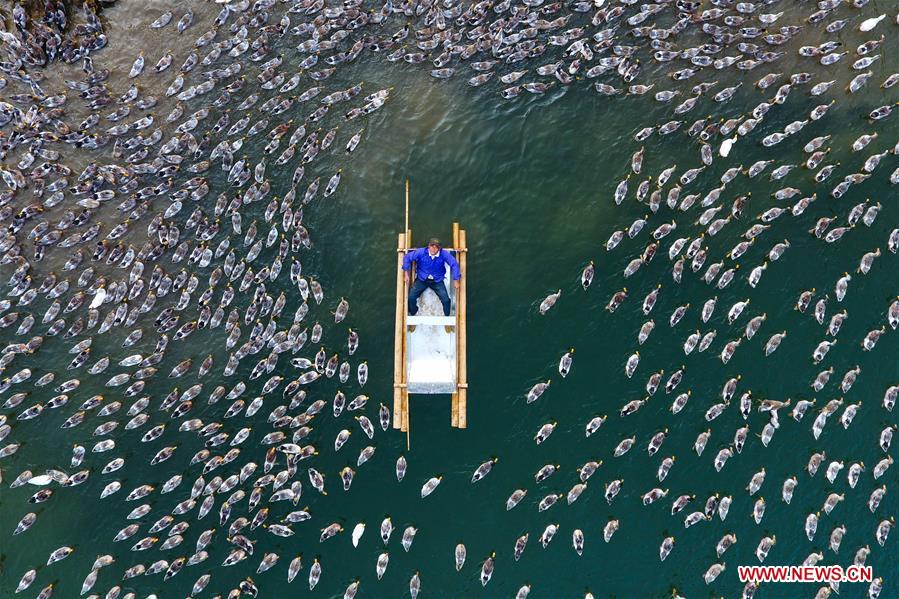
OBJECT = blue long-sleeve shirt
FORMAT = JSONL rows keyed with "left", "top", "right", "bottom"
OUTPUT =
{"left": 403, "top": 248, "right": 461, "bottom": 282}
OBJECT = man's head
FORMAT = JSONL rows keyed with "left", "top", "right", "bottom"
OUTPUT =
{"left": 427, "top": 238, "right": 441, "bottom": 255}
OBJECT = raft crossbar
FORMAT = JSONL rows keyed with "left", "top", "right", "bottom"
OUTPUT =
{"left": 407, "top": 315, "right": 455, "bottom": 325}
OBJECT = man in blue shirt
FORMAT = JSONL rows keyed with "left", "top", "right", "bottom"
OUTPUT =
{"left": 403, "top": 238, "right": 461, "bottom": 330}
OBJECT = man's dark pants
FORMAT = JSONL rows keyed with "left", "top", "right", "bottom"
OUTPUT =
{"left": 408, "top": 279, "right": 451, "bottom": 316}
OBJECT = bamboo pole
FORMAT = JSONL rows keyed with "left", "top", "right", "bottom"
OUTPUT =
{"left": 402, "top": 199, "right": 412, "bottom": 447}
{"left": 457, "top": 228, "right": 468, "bottom": 429}
{"left": 403, "top": 177, "right": 412, "bottom": 243}
{"left": 451, "top": 223, "right": 460, "bottom": 428}
{"left": 400, "top": 294, "right": 409, "bottom": 436}
{"left": 452, "top": 224, "right": 460, "bottom": 428}
{"left": 393, "top": 232, "right": 406, "bottom": 429}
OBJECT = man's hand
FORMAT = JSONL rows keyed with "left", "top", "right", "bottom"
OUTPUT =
{"left": 404, "top": 272, "right": 410, "bottom": 284}
{"left": 454, "top": 280, "right": 461, "bottom": 289}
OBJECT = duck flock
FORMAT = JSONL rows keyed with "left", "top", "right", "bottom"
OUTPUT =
{"left": 0, "top": 0, "right": 897, "bottom": 597}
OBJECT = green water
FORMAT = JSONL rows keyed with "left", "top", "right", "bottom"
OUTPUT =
{"left": 1, "top": 1, "right": 898, "bottom": 598}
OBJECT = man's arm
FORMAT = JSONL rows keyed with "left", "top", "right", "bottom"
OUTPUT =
{"left": 445, "top": 250, "right": 461, "bottom": 285}
{"left": 402, "top": 248, "right": 417, "bottom": 282}
{"left": 402, "top": 249, "right": 417, "bottom": 272}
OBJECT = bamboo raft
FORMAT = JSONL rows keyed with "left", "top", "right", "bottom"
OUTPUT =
{"left": 393, "top": 182, "right": 468, "bottom": 448}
